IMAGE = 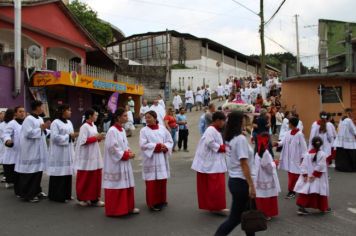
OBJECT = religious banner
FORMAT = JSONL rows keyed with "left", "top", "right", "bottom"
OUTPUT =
{"left": 107, "top": 92, "right": 119, "bottom": 113}
{"left": 28, "top": 87, "right": 50, "bottom": 117}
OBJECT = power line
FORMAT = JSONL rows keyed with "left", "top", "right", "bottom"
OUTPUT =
{"left": 264, "top": 34, "right": 294, "bottom": 53}
{"left": 230, "top": 0, "right": 259, "bottom": 16}
{"left": 265, "top": 0, "right": 287, "bottom": 25}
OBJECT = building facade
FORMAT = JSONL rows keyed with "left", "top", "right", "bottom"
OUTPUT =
{"left": 0, "top": 0, "right": 143, "bottom": 128}
{"left": 319, "top": 19, "right": 356, "bottom": 73}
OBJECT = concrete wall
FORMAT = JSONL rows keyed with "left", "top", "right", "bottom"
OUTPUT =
{"left": 281, "top": 78, "right": 351, "bottom": 138}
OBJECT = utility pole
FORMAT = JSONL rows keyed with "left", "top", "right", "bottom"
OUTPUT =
{"left": 14, "top": 0, "right": 21, "bottom": 97}
{"left": 165, "top": 29, "right": 171, "bottom": 102}
{"left": 295, "top": 14, "right": 301, "bottom": 74}
{"left": 259, "top": 0, "right": 266, "bottom": 86}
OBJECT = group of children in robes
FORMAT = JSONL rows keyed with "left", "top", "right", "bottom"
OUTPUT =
{"left": 192, "top": 110, "right": 332, "bottom": 223}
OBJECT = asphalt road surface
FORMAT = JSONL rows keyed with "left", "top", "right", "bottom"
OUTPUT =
{"left": 1, "top": 104, "right": 356, "bottom": 236}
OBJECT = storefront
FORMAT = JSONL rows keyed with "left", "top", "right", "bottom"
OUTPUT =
{"left": 32, "top": 71, "right": 144, "bottom": 129}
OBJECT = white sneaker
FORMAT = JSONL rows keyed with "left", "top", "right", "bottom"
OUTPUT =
{"left": 329, "top": 163, "right": 336, "bottom": 168}
{"left": 5, "top": 183, "right": 14, "bottom": 189}
{"left": 1, "top": 177, "right": 6, "bottom": 183}
{"left": 211, "top": 209, "right": 230, "bottom": 216}
{"left": 93, "top": 201, "right": 105, "bottom": 207}
{"left": 131, "top": 208, "right": 140, "bottom": 214}
{"left": 77, "top": 200, "right": 90, "bottom": 207}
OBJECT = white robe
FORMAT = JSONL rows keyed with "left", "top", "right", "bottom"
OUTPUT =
{"left": 139, "top": 105, "right": 150, "bottom": 124}
{"left": 278, "top": 118, "right": 289, "bottom": 141}
{"left": 47, "top": 119, "right": 75, "bottom": 176}
{"left": 74, "top": 123, "right": 103, "bottom": 171}
{"left": 172, "top": 95, "right": 183, "bottom": 110}
{"left": 294, "top": 151, "right": 329, "bottom": 196}
{"left": 217, "top": 85, "right": 224, "bottom": 97}
{"left": 278, "top": 130, "right": 307, "bottom": 174}
{"left": 241, "top": 89, "right": 251, "bottom": 104}
{"left": 2, "top": 120, "right": 22, "bottom": 165}
{"left": 0, "top": 121, "right": 7, "bottom": 164}
{"left": 191, "top": 126, "right": 227, "bottom": 173}
{"left": 224, "top": 84, "right": 230, "bottom": 96}
{"left": 308, "top": 121, "right": 334, "bottom": 157}
{"left": 149, "top": 104, "right": 166, "bottom": 127}
{"left": 158, "top": 99, "right": 166, "bottom": 110}
{"left": 139, "top": 125, "right": 173, "bottom": 181}
{"left": 254, "top": 151, "right": 281, "bottom": 198}
{"left": 103, "top": 126, "right": 135, "bottom": 189}
{"left": 195, "top": 91, "right": 203, "bottom": 103}
{"left": 297, "top": 120, "right": 304, "bottom": 133}
{"left": 333, "top": 118, "right": 356, "bottom": 149}
{"left": 16, "top": 115, "right": 48, "bottom": 173}
{"left": 185, "top": 90, "right": 194, "bottom": 104}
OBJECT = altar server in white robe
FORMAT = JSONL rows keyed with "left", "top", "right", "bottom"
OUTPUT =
{"left": 103, "top": 108, "right": 140, "bottom": 216}
{"left": 185, "top": 86, "right": 194, "bottom": 112}
{"left": 74, "top": 109, "right": 105, "bottom": 207}
{"left": 241, "top": 87, "right": 251, "bottom": 104}
{"left": 294, "top": 136, "right": 330, "bottom": 215}
{"left": 191, "top": 111, "right": 228, "bottom": 214}
{"left": 254, "top": 133, "right": 281, "bottom": 220}
{"left": 308, "top": 112, "right": 334, "bottom": 162}
{"left": 172, "top": 92, "right": 183, "bottom": 114}
{"left": 139, "top": 110, "right": 173, "bottom": 211}
{"left": 47, "top": 104, "right": 77, "bottom": 203}
{"left": 217, "top": 83, "right": 225, "bottom": 101}
{"left": 276, "top": 117, "right": 307, "bottom": 199}
{"left": 0, "top": 111, "right": 6, "bottom": 166}
{"left": 149, "top": 99, "right": 166, "bottom": 126}
{"left": 333, "top": 108, "right": 356, "bottom": 172}
{"left": 3, "top": 106, "right": 25, "bottom": 192}
{"left": 2, "top": 109, "right": 15, "bottom": 189}
{"left": 16, "top": 101, "right": 50, "bottom": 202}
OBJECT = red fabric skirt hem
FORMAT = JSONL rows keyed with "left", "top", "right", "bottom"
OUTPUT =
{"left": 255, "top": 196, "right": 279, "bottom": 217}
{"left": 196, "top": 172, "right": 226, "bottom": 211}
{"left": 104, "top": 188, "right": 135, "bottom": 216}
{"left": 288, "top": 172, "right": 300, "bottom": 192}
{"left": 296, "top": 193, "right": 329, "bottom": 211}
{"left": 76, "top": 169, "right": 102, "bottom": 201}
{"left": 145, "top": 179, "right": 167, "bottom": 207}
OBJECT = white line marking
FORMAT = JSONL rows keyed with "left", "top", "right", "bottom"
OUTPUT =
{"left": 347, "top": 208, "right": 356, "bottom": 214}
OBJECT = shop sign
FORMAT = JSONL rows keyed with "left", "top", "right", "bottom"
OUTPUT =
{"left": 32, "top": 71, "right": 144, "bottom": 95}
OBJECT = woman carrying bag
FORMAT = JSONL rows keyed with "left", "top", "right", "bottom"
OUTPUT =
{"left": 215, "top": 111, "right": 257, "bottom": 236}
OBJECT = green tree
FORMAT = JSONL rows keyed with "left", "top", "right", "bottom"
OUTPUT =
{"left": 68, "top": 0, "right": 113, "bottom": 46}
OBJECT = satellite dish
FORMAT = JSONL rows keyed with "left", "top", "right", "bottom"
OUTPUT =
{"left": 28, "top": 45, "right": 41, "bottom": 59}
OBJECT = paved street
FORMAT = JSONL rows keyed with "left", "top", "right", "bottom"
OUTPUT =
{"left": 1, "top": 105, "right": 356, "bottom": 236}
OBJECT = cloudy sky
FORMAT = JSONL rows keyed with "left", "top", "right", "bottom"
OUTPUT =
{"left": 79, "top": 0, "right": 356, "bottom": 67}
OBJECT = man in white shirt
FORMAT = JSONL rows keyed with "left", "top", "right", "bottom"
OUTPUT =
{"left": 149, "top": 99, "right": 166, "bottom": 126}
{"left": 158, "top": 95, "right": 165, "bottom": 110}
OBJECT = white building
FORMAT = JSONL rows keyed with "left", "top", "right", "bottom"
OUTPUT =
{"left": 107, "top": 30, "right": 277, "bottom": 95}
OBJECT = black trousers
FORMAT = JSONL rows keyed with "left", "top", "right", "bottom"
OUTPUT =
{"left": 3, "top": 164, "right": 16, "bottom": 184}
{"left": 335, "top": 147, "right": 356, "bottom": 172}
{"left": 48, "top": 175, "right": 72, "bottom": 202}
{"left": 271, "top": 115, "right": 276, "bottom": 134}
{"left": 17, "top": 171, "right": 43, "bottom": 200}
{"left": 215, "top": 178, "right": 255, "bottom": 236}
{"left": 178, "top": 129, "right": 189, "bottom": 150}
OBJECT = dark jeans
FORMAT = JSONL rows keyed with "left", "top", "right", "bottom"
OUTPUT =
{"left": 271, "top": 115, "right": 276, "bottom": 134}
{"left": 178, "top": 129, "right": 189, "bottom": 150}
{"left": 204, "top": 99, "right": 210, "bottom": 107}
{"left": 215, "top": 178, "right": 255, "bottom": 236}
{"left": 185, "top": 103, "right": 193, "bottom": 112}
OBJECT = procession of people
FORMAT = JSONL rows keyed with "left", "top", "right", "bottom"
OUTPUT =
{"left": 1, "top": 74, "right": 356, "bottom": 235}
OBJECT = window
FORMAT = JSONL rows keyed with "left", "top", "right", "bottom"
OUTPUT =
{"left": 321, "top": 86, "right": 342, "bottom": 103}
{"left": 47, "top": 58, "right": 57, "bottom": 71}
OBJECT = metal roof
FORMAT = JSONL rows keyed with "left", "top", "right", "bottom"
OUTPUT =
{"left": 283, "top": 72, "right": 356, "bottom": 82}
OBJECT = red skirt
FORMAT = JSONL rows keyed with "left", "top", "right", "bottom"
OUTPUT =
{"left": 105, "top": 188, "right": 135, "bottom": 216}
{"left": 288, "top": 172, "right": 300, "bottom": 192}
{"left": 76, "top": 169, "right": 102, "bottom": 201}
{"left": 196, "top": 172, "right": 226, "bottom": 211}
{"left": 145, "top": 179, "right": 167, "bottom": 207}
{"left": 296, "top": 193, "right": 329, "bottom": 211}
{"left": 255, "top": 196, "right": 278, "bottom": 217}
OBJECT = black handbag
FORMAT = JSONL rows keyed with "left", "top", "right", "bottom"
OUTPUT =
{"left": 241, "top": 199, "right": 267, "bottom": 233}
